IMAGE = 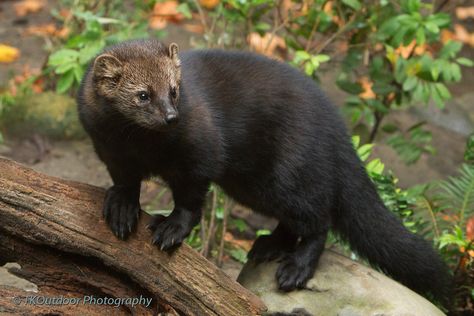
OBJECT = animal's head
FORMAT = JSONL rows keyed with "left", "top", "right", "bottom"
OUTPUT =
{"left": 92, "top": 40, "right": 181, "bottom": 129}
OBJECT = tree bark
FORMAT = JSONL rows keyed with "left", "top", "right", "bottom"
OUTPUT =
{"left": 0, "top": 157, "right": 266, "bottom": 316}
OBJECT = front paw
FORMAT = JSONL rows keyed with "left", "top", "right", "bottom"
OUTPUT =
{"left": 103, "top": 186, "right": 140, "bottom": 240}
{"left": 149, "top": 211, "right": 194, "bottom": 251}
{"left": 276, "top": 255, "right": 314, "bottom": 291}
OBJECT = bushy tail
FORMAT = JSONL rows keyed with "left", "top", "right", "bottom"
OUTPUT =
{"left": 333, "top": 157, "right": 451, "bottom": 305}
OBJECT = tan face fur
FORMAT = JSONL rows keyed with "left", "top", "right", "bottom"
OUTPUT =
{"left": 92, "top": 41, "right": 181, "bottom": 129}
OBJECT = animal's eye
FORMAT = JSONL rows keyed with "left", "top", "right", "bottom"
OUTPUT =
{"left": 138, "top": 91, "right": 150, "bottom": 101}
{"left": 170, "top": 87, "right": 177, "bottom": 99}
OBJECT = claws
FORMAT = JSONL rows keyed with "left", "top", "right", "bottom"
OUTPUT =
{"left": 276, "top": 255, "right": 313, "bottom": 291}
{"left": 149, "top": 213, "right": 193, "bottom": 252}
{"left": 103, "top": 186, "right": 140, "bottom": 240}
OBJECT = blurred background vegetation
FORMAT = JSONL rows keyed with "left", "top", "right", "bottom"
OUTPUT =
{"left": 0, "top": 0, "right": 473, "bottom": 314}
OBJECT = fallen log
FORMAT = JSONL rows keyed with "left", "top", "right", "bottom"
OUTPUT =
{"left": 0, "top": 157, "right": 266, "bottom": 316}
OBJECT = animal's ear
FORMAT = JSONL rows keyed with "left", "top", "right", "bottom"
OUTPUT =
{"left": 93, "top": 54, "right": 123, "bottom": 79}
{"left": 168, "top": 43, "right": 180, "bottom": 67}
{"left": 93, "top": 54, "right": 122, "bottom": 96}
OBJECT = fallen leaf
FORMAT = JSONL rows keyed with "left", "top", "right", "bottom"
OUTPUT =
{"left": 14, "top": 0, "right": 45, "bottom": 17}
{"left": 456, "top": 6, "right": 474, "bottom": 20}
{"left": 224, "top": 232, "right": 252, "bottom": 251}
{"left": 149, "top": 0, "right": 184, "bottom": 29}
{"left": 149, "top": 17, "right": 168, "bottom": 30}
{"left": 247, "top": 32, "right": 286, "bottom": 59}
{"left": 454, "top": 23, "right": 474, "bottom": 47}
{"left": 441, "top": 29, "right": 456, "bottom": 44}
{"left": 358, "top": 76, "right": 376, "bottom": 99}
{"left": 200, "top": 0, "right": 220, "bottom": 10}
{"left": 466, "top": 217, "right": 474, "bottom": 241}
{"left": 59, "top": 8, "right": 72, "bottom": 20}
{"left": 0, "top": 44, "right": 20, "bottom": 63}
{"left": 182, "top": 23, "right": 205, "bottom": 34}
{"left": 24, "top": 24, "right": 70, "bottom": 38}
{"left": 279, "top": 0, "right": 293, "bottom": 20}
{"left": 8, "top": 65, "right": 41, "bottom": 95}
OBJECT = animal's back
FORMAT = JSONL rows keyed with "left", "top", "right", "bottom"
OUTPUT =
{"left": 179, "top": 50, "right": 345, "bottom": 216}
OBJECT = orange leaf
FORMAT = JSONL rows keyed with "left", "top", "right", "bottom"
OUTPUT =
{"left": 200, "top": 0, "right": 220, "bottom": 10}
{"left": 149, "top": 17, "right": 168, "bottom": 30}
{"left": 223, "top": 232, "right": 252, "bottom": 251}
{"left": 454, "top": 24, "right": 474, "bottom": 47}
{"left": 0, "top": 44, "right": 20, "bottom": 63}
{"left": 149, "top": 1, "right": 186, "bottom": 29}
{"left": 182, "top": 23, "right": 205, "bottom": 34}
{"left": 358, "top": 77, "right": 376, "bottom": 100}
{"left": 247, "top": 32, "right": 286, "bottom": 59}
{"left": 466, "top": 217, "right": 474, "bottom": 241}
{"left": 456, "top": 6, "right": 474, "bottom": 20}
{"left": 24, "top": 24, "right": 70, "bottom": 39}
{"left": 14, "top": 0, "right": 45, "bottom": 17}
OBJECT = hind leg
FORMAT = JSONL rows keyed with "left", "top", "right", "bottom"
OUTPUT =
{"left": 276, "top": 226, "right": 328, "bottom": 291}
{"left": 247, "top": 223, "right": 298, "bottom": 263}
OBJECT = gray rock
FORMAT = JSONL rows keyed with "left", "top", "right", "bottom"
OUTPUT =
{"left": 237, "top": 250, "right": 445, "bottom": 316}
{"left": 0, "top": 262, "right": 38, "bottom": 292}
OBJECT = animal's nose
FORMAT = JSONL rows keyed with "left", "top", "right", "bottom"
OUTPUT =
{"left": 165, "top": 112, "right": 178, "bottom": 124}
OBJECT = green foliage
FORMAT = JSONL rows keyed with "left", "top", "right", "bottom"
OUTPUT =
{"left": 47, "top": 1, "right": 163, "bottom": 94}
{"left": 353, "top": 136, "right": 421, "bottom": 230}
{"left": 465, "top": 134, "right": 474, "bottom": 163}
{"left": 353, "top": 135, "right": 474, "bottom": 310}
{"left": 291, "top": 51, "right": 330, "bottom": 78}
{"left": 438, "top": 164, "right": 474, "bottom": 224}
{"left": 386, "top": 122, "right": 435, "bottom": 165}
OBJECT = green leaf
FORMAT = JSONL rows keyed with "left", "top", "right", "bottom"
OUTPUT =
{"left": 254, "top": 22, "right": 271, "bottom": 33}
{"left": 54, "top": 63, "right": 76, "bottom": 74}
{"left": 352, "top": 135, "right": 361, "bottom": 148}
{"left": 439, "top": 41, "right": 462, "bottom": 59}
{"left": 387, "top": 124, "right": 433, "bottom": 164}
{"left": 357, "top": 143, "right": 374, "bottom": 161}
{"left": 424, "top": 21, "right": 439, "bottom": 34}
{"left": 430, "top": 63, "right": 440, "bottom": 81}
{"left": 378, "top": 18, "right": 399, "bottom": 38}
{"left": 313, "top": 54, "right": 330, "bottom": 63}
{"left": 430, "top": 84, "right": 444, "bottom": 108}
{"left": 56, "top": 71, "right": 75, "bottom": 94}
{"left": 305, "top": 62, "right": 315, "bottom": 76}
{"left": 256, "top": 229, "right": 271, "bottom": 236}
{"left": 229, "top": 248, "right": 248, "bottom": 264}
{"left": 337, "top": 80, "right": 364, "bottom": 94}
{"left": 403, "top": 76, "right": 418, "bottom": 91}
{"left": 232, "top": 219, "right": 248, "bottom": 232}
{"left": 434, "top": 83, "right": 451, "bottom": 100}
{"left": 450, "top": 63, "right": 462, "bottom": 82}
{"left": 177, "top": 3, "right": 192, "bottom": 19}
{"left": 48, "top": 49, "right": 79, "bottom": 66}
{"left": 415, "top": 28, "right": 426, "bottom": 45}
{"left": 456, "top": 57, "right": 474, "bottom": 67}
{"left": 465, "top": 134, "right": 474, "bottom": 163}
{"left": 438, "top": 164, "right": 474, "bottom": 223}
{"left": 382, "top": 123, "right": 399, "bottom": 133}
{"left": 367, "top": 159, "right": 385, "bottom": 175}
{"left": 342, "top": 0, "right": 361, "bottom": 10}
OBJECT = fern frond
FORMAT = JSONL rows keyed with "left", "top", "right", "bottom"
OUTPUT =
{"left": 438, "top": 164, "right": 474, "bottom": 223}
